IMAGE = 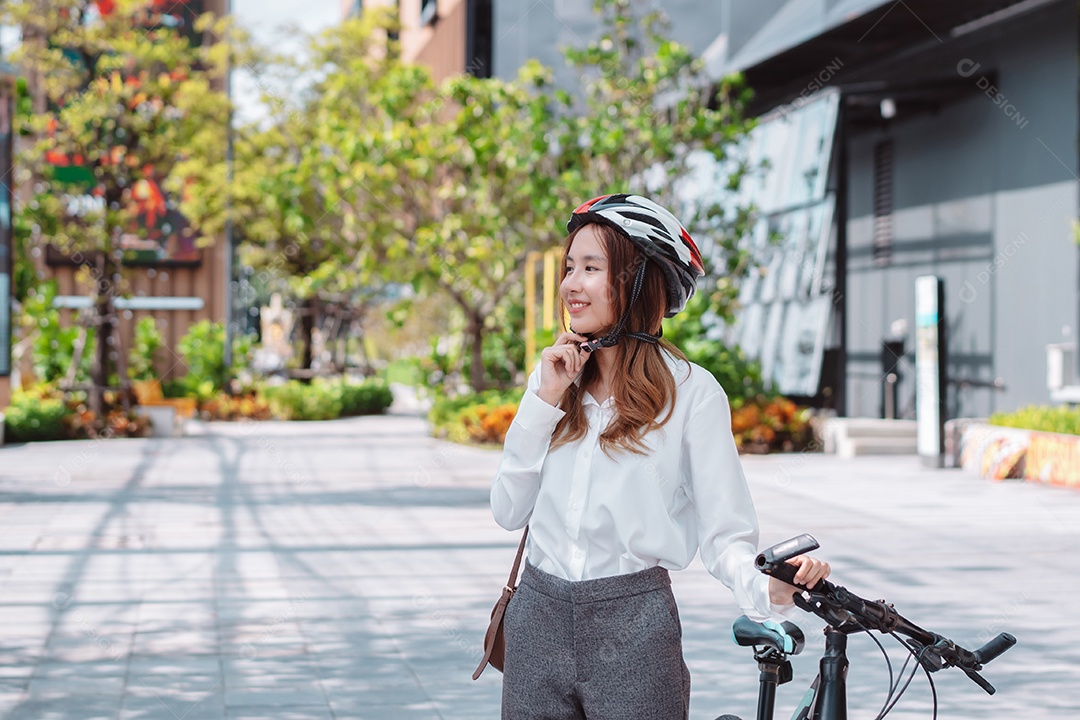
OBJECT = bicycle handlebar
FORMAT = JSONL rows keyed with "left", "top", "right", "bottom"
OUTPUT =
{"left": 756, "top": 536, "right": 1016, "bottom": 695}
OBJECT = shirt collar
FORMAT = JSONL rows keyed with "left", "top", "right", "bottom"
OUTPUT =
{"left": 582, "top": 391, "right": 614, "bottom": 409}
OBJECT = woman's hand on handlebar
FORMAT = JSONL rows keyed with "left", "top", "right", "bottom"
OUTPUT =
{"left": 769, "top": 554, "right": 831, "bottom": 606}
{"left": 537, "top": 332, "right": 591, "bottom": 406}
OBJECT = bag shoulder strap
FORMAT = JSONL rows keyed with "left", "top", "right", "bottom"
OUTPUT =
{"left": 505, "top": 526, "right": 528, "bottom": 589}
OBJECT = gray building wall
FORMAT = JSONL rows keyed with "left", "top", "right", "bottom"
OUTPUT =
{"left": 491, "top": 0, "right": 791, "bottom": 91}
{"left": 492, "top": 0, "right": 1079, "bottom": 419}
{"left": 491, "top": 0, "right": 894, "bottom": 88}
{"left": 844, "top": 2, "right": 1078, "bottom": 419}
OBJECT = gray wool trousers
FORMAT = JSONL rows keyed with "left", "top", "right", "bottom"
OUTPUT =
{"left": 501, "top": 562, "right": 691, "bottom": 720}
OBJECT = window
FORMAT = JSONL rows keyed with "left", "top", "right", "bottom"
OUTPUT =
{"left": 872, "top": 140, "right": 894, "bottom": 267}
{"left": 466, "top": 0, "right": 492, "bottom": 77}
{"left": 420, "top": 0, "right": 437, "bottom": 26}
{"left": 388, "top": 0, "right": 400, "bottom": 42}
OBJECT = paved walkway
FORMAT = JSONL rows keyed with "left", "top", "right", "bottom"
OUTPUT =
{"left": 0, "top": 409, "right": 1078, "bottom": 719}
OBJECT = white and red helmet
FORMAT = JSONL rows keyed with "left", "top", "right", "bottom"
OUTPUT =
{"left": 567, "top": 193, "right": 705, "bottom": 318}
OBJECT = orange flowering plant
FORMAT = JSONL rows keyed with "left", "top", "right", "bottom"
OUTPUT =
{"left": 730, "top": 395, "right": 814, "bottom": 454}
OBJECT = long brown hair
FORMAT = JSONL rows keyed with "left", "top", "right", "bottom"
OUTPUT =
{"left": 550, "top": 222, "right": 689, "bottom": 456}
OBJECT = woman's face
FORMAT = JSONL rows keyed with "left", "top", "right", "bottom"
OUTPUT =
{"left": 561, "top": 224, "right": 616, "bottom": 335}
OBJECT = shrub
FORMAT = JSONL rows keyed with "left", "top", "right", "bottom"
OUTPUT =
{"left": 203, "top": 378, "right": 393, "bottom": 422}
{"left": 430, "top": 387, "right": 523, "bottom": 428}
{"left": 339, "top": 379, "right": 394, "bottom": 416}
{"left": 159, "top": 379, "right": 189, "bottom": 399}
{"left": 200, "top": 392, "right": 274, "bottom": 421}
{"left": 3, "top": 385, "right": 155, "bottom": 443}
{"left": 427, "top": 385, "right": 814, "bottom": 453}
{"left": 59, "top": 392, "right": 152, "bottom": 440}
{"left": 23, "top": 282, "right": 94, "bottom": 385}
{"left": 990, "top": 405, "right": 1080, "bottom": 436}
{"left": 662, "top": 293, "right": 769, "bottom": 403}
{"left": 263, "top": 380, "right": 343, "bottom": 421}
{"left": 731, "top": 395, "right": 814, "bottom": 454}
{"left": 429, "top": 387, "right": 524, "bottom": 444}
{"left": 458, "top": 403, "right": 517, "bottom": 444}
{"left": 128, "top": 316, "right": 164, "bottom": 381}
{"left": 3, "top": 385, "right": 68, "bottom": 442}
{"left": 112, "top": 410, "right": 152, "bottom": 438}
{"left": 175, "top": 320, "right": 228, "bottom": 400}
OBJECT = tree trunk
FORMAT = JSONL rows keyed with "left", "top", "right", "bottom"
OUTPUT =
{"left": 89, "top": 251, "right": 116, "bottom": 417}
{"left": 299, "top": 295, "right": 319, "bottom": 372}
{"left": 354, "top": 326, "right": 373, "bottom": 377}
{"left": 352, "top": 307, "right": 374, "bottom": 378}
{"left": 466, "top": 313, "right": 487, "bottom": 393}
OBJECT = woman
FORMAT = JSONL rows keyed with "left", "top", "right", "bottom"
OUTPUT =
{"left": 491, "top": 194, "right": 829, "bottom": 720}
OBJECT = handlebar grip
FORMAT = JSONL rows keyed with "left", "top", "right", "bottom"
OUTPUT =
{"left": 756, "top": 555, "right": 803, "bottom": 587}
{"left": 974, "top": 633, "right": 1016, "bottom": 665}
{"left": 756, "top": 534, "right": 820, "bottom": 567}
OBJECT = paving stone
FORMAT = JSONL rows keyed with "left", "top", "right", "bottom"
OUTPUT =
{"left": 0, "top": 413, "right": 1077, "bottom": 718}
{"left": 4, "top": 697, "right": 122, "bottom": 720}
{"left": 223, "top": 686, "right": 327, "bottom": 707}
{"left": 226, "top": 707, "right": 332, "bottom": 720}
{"left": 119, "top": 693, "right": 226, "bottom": 720}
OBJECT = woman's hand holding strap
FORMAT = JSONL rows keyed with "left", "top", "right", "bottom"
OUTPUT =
{"left": 536, "top": 332, "right": 591, "bottom": 407}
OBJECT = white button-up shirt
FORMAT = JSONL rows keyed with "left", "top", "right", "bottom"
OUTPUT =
{"left": 491, "top": 351, "right": 782, "bottom": 620}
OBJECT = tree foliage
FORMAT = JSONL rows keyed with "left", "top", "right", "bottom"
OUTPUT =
{"left": 6, "top": 0, "right": 232, "bottom": 410}
{"left": 560, "top": 0, "right": 757, "bottom": 322}
{"left": 184, "top": 0, "right": 759, "bottom": 392}
{"left": 307, "top": 13, "right": 565, "bottom": 389}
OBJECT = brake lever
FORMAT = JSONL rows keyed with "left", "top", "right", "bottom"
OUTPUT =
{"left": 908, "top": 638, "right": 997, "bottom": 695}
{"left": 962, "top": 668, "right": 997, "bottom": 695}
{"left": 911, "top": 641, "right": 944, "bottom": 672}
{"left": 792, "top": 590, "right": 853, "bottom": 628}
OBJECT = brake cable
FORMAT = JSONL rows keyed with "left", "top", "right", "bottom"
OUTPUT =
{"left": 879, "top": 634, "right": 938, "bottom": 720}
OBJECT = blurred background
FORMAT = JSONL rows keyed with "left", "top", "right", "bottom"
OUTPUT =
{"left": 0, "top": 0, "right": 1076, "bottom": 472}
{"left": 0, "top": 4, "right": 1077, "bottom": 719}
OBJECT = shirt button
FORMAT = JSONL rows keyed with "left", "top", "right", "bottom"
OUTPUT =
{"left": 572, "top": 502, "right": 581, "bottom": 511}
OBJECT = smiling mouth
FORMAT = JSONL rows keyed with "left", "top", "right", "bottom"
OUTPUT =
{"left": 568, "top": 301, "right": 589, "bottom": 310}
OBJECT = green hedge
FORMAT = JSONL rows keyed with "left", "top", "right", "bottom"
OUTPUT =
{"left": 989, "top": 405, "right": 1080, "bottom": 436}
{"left": 263, "top": 378, "right": 394, "bottom": 421}
{"left": 3, "top": 387, "right": 68, "bottom": 442}
{"left": 340, "top": 381, "right": 395, "bottom": 416}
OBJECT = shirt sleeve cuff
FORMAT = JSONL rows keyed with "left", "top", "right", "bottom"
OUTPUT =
{"left": 511, "top": 389, "right": 566, "bottom": 437}
{"left": 757, "top": 574, "right": 808, "bottom": 623}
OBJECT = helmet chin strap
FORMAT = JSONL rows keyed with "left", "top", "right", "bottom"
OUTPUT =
{"left": 573, "top": 260, "right": 661, "bottom": 353}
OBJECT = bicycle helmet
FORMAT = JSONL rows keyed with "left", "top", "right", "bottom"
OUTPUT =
{"left": 566, "top": 193, "right": 705, "bottom": 350}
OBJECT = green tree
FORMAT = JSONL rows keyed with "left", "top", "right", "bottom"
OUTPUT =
{"left": 373, "top": 0, "right": 758, "bottom": 390}
{"left": 559, "top": 0, "right": 758, "bottom": 322}
{"left": 182, "top": 0, "right": 758, "bottom": 394}
{"left": 6, "top": 0, "right": 232, "bottom": 413}
{"left": 296, "top": 9, "right": 563, "bottom": 390}
{"left": 179, "top": 9, "right": 397, "bottom": 372}
{"left": 195, "top": 9, "right": 552, "bottom": 388}
{"left": 352, "top": 63, "right": 564, "bottom": 391}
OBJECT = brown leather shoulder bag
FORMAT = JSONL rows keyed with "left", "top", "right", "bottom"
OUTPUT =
{"left": 472, "top": 527, "right": 528, "bottom": 680}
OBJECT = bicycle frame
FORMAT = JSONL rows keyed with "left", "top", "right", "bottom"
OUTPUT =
{"left": 740, "top": 626, "right": 848, "bottom": 720}
{"left": 795, "top": 628, "right": 849, "bottom": 720}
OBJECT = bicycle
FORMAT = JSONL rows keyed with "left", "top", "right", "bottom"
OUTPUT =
{"left": 715, "top": 534, "right": 1017, "bottom": 720}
